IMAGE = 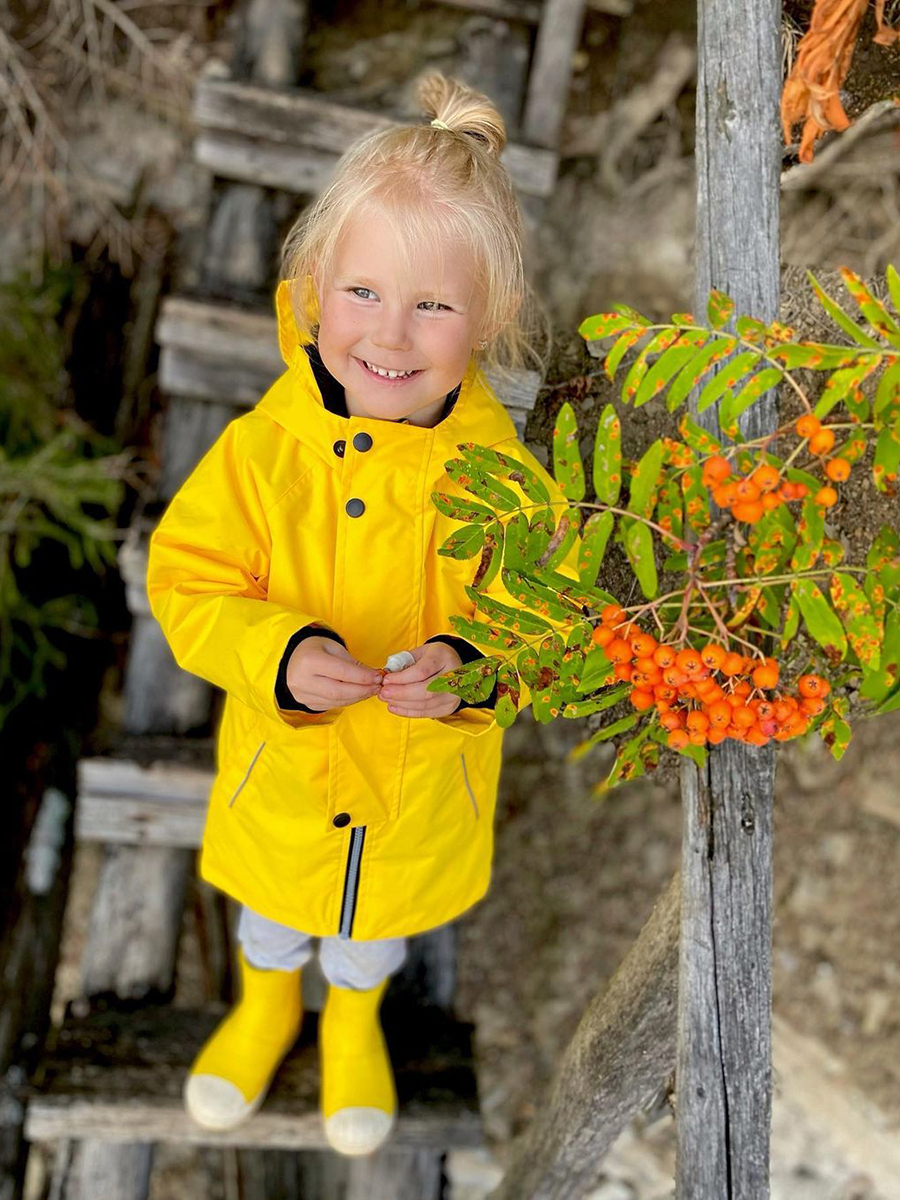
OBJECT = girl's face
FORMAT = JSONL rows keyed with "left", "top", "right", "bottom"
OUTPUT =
{"left": 313, "top": 209, "right": 487, "bottom": 427}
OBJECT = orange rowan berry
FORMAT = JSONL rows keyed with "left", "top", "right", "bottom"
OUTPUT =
{"left": 733, "top": 679, "right": 753, "bottom": 697}
{"left": 634, "top": 656, "right": 658, "bottom": 675}
{"left": 761, "top": 492, "right": 782, "bottom": 511}
{"left": 703, "top": 683, "right": 726, "bottom": 704}
{"left": 667, "top": 729, "right": 690, "bottom": 749}
{"left": 732, "top": 705, "right": 757, "bottom": 728}
{"left": 591, "top": 624, "right": 614, "bottom": 647}
{"left": 751, "top": 463, "right": 781, "bottom": 493}
{"left": 614, "top": 663, "right": 633, "bottom": 682}
{"left": 745, "top": 727, "right": 770, "bottom": 746}
{"left": 712, "top": 481, "right": 739, "bottom": 508}
{"left": 756, "top": 701, "right": 775, "bottom": 720}
{"left": 727, "top": 724, "right": 748, "bottom": 740}
{"left": 708, "top": 701, "right": 733, "bottom": 728}
{"left": 752, "top": 663, "right": 779, "bottom": 689}
{"left": 800, "top": 696, "right": 826, "bottom": 716}
{"left": 798, "top": 673, "right": 830, "bottom": 698}
{"left": 702, "top": 455, "right": 732, "bottom": 483}
{"left": 825, "top": 457, "right": 851, "bottom": 482}
{"left": 731, "top": 500, "right": 764, "bottom": 524}
{"left": 721, "top": 652, "right": 745, "bottom": 676}
{"left": 656, "top": 699, "right": 672, "bottom": 714}
{"left": 675, "top": 648, "right": 703, "bottom": 676}
{"left": 734, "top": 477, "right": 762, "bottom": 503}
{"left": 688, "top": 730, "right": 708, "bottom": 746}
{"left": 653, "top": 644, "right": 676, "bottom": 669}
{"left": 630, "top": 689, "right": 655, "bottom": 711}
{"left": 815, "top": 485, "right": 838, "bottom": 508}
{"left": 796, "top": 414, "right": 821, "bottom": 439}
{"left": 679, "top": 683, "right": 699, "bottom": 700}
{"left": 631, "top": 632, "right": 657, "bottom": 657}
{"left": 630, "top": 669, "right": 657, "bottom": 690}
{"left": 660, "top": 712, "right": 683, "bottom": 732}
{"left": 707, "top": 728, "right": 728, "bottom": 745}
{"left": 686, "top": 711, "right": 710, "bottom": 733}
{"left": 654, "top": 684, "right": 677, "bottom": 702}
{"left": 700, "top": 642, "right": 727, "bottom": 670}
{"left": 794, "top": 482, "right": 809, "bottom": 498}
{"left": 778, "top": 481, "right": 798, "bottom": 501}
{"left": 607, "top": 638, "right": 633, "bottom": 663}
{"left": 661, "top": 667, "right": 687, "bottom": 690}
{"left": 809, "top": 428, "right": 835, "bottom": 456}
{"left": 601, "top": 603, "right": 626, "bottom": 626}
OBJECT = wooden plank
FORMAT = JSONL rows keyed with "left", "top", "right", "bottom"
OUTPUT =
{"left": 25, "top": 1006, "right": 483, "bottom": 1151}
{"left": 436, "top": 0, "right": 633, "bottom": 18}
{"left": 521, "top": 0, "right": 587, "bottom": 149}
{"left": 677, "top": 2, "right": 782, "bottom": 1195}
{"left": 192, "top": 78, "right": 558, "bottom": 198}
{"left": 75, "top": 755, "right": 211, "bottom": 847}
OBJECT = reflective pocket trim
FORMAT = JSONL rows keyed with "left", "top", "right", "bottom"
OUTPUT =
{"left": 228, "top": 740, "right": 266, "bottom": 808}
{"left": 460, "top": 752, "right": 479, "bottom": 819}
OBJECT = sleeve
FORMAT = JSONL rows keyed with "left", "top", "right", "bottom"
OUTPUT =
{"left": 275, "top": 625, "right": 349, "bottom": 713}
{"left": 430, "top": 438, "right": 584, "bottom": 738}
{"left": 146, "top": 416, "right": 343, "bottom": 730}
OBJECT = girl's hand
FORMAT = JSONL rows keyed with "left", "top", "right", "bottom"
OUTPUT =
{"left": 285, "top": 637, "right": 383, "bottom": 712}
{"left": 378, "top": 642, "right": 464, "bottom": 718}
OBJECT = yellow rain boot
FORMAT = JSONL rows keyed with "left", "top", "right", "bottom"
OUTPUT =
{"left": 184, "top": 949, "right": 302, "bottom": 1131}
{"left": 319, "top": 977, "right": 397, "bottom": 1155}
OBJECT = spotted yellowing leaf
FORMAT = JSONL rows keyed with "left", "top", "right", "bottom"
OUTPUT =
{"left": 553, "top": 401, "right": 585, "bottom": 501}
{"left": 593, "top": 404, "right": 622, "bottom": 506}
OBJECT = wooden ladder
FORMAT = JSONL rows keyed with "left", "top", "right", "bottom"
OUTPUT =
{"left": 25, "top": 1, "right": 598, "bottom": 1195}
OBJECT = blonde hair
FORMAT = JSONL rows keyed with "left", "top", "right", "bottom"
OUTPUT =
{"left": 279, "top": 71, "right": 551, "bottom": 386}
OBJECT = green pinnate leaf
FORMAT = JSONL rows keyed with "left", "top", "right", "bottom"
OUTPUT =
{"left": 578, "top": 510, "right": 615, "bottom": 584}
{"left": 465, "top": 585, "right": 553, "bottom": 636}
{"left": 707, "top": 289, "right": 736, "bottom": 329}
{"left": 447, "top": 614, "right": 525, "bottom": 652}
{"left": 818, "top": 696, "right": 852, "bottom": 761}
{"left": 873, "top": 414, "right": 900, "bottom": 494}
{"left": 495, "top": 661, "right": 521, "bottom": 727}
{"left": 632, "top": 331, "right": 711, "bottom": 408}
{"left": 629, "top": 440, "right": 665, "bottom": 519}
{"left": 720, "top": 367, "right": 784, "bottom": 434}
{"left": 791, "top": 497, "right": 825, "bottom": 571}
{"left": 839, "top": 267, "right": 900, "bottom": 347}
{"left": 439, "top": 523, "right": 485, "bottom": 559}
{"left": 577, "top": 312, "right": 639, "bottom": 341}
{"left": 445, "top": 459, "right": 520, "bottom": 511}
{"left": 553, "top": 401, "right": 585, "bottom": 501}
{"left": 829, "top": 572, "right": 882, "bottom": 669}
{"left": 621, "top": 328, "right": 681, "bottom": 406}
{"left": 807, "top": 270, "right": 883, "bottom": 349}
{"left": 431, "top": 491, "right": 495, "bottom": 522}
{"left": 593, "top": 404, "right": 622, "bottom": 506}
{"left": 665, "top": 337, "right": 739, "bottom": 412}
{"left": 791, "top": 578, "right": 847, "bottom": 659}
{"left": 678, "top": 415, "right": 721, "bottom": 456}
{"left": 696, "top": 351, "right": 762, "bottom": 414}
{"left": 622, "top": 519, "right": 658, "bottom": 598}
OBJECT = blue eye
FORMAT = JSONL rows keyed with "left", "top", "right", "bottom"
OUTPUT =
{"left": 349, "top": 288, "right": 450, "bottom": 312}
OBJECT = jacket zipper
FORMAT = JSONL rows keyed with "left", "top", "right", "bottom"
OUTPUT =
{"left": 338, "top": 826, "right": 366, "bottom": 938}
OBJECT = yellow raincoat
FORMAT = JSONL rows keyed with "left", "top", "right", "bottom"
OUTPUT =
{"left": 147, "top": 280, "right": 582, "bottom": 940}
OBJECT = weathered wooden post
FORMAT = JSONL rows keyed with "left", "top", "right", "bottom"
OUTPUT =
{"left": 677, "top": 0, "right": 781, "bottom": 1195}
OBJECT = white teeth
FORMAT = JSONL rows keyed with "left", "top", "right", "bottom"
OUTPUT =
{"left": 363, "top": 360, "right": 416, "bottom": 379}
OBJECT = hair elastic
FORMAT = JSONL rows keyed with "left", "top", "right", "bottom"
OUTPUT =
{"left": 430, "top": 118, "right": 452, "bottom": 131}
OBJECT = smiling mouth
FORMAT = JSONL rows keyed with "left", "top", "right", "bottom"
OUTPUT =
{"left": 356, "top": 357, "right": 423, "bottom": 382}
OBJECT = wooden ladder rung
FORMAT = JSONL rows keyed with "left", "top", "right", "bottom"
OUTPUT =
{"left": 192, "top": 77, "right": 558, "bottom": 199}
{"left": 25, "top": 1004, "right": 484, "bottom": 1150}
{"left": 76, "top": 752, "right": 212, "bottom": 847}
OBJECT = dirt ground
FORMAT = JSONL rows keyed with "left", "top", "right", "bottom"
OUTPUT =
{"left": 24, "top": 0, "right": 900, "bottom": 1195}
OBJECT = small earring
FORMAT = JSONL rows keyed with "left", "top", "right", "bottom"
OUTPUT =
{"left": 477, "top": 339, "right": 487, "bottom": 350}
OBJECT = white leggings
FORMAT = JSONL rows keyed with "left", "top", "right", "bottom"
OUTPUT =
{"left": 237, "top": 905, "right": 408, "bottom": 990}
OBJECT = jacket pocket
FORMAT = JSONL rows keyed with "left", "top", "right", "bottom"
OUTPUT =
{"left": 460, "top": 752, "right": 479, "bottom": 820}
{"left": 228, "top": 740, "right": 266, "bottom": 809}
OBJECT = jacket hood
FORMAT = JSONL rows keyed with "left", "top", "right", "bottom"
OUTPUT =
{"left": 257, "top": 279, "right": 517, "bottom": 475}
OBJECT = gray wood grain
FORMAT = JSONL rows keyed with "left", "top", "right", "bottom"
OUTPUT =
{"left": 193, "top": 78, "right": 559, "bottom": 197}
{"left": 489, "top": 871, "right": 679, "bottom": 1199}
{"left": 521, "top": 0, "right": 586, "bottom": 149}
{"left": 678, "top": 1, "right": 781, "bottom": 1194}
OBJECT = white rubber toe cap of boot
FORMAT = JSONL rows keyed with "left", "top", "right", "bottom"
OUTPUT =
{"left": 184, "top": 1074, "right": 260, "bottom": 1131}
{"left": 324, "top": 1107, "right": 394, "bottom": 1155}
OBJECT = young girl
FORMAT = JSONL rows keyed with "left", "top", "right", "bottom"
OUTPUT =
{"left": 147, "top": 71, "right": 581, "bottom": 1157}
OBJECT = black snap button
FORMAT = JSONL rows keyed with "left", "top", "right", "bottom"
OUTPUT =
{"left": 333, "top": 439, "right": 346, "bottom": 457}
{"left": 345, "top": 498, "right": 365, "bottom": 517}
{"left": 332, "top": 812, "right": 351, "bottom": 828}
{"left": 352, "top": 432, "right": 373, "bottom": 452}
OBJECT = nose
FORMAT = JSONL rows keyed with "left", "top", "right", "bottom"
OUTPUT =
{"left": 371, "top": 304, "right": 412, "bottom": 353}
